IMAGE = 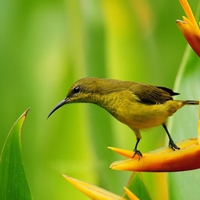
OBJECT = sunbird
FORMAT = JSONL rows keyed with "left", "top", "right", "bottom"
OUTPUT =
{"left": 48, "top": 77, "right": 199, "bottom": 158}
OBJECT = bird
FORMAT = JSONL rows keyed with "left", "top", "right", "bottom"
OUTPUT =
{"left": 48, "top": 77, "right": 199, "bottom": 158}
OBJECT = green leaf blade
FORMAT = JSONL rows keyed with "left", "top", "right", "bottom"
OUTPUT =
{"left": 124, "top": 172, "right": 152, "bottom": 200}
{"left": 0, "top": 109, "right": 33, "bottom": 200}
{"left": 168, "top": 47, "right": 200, "bottom": 200}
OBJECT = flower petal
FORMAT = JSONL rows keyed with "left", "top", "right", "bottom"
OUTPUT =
{"left": 176, "top": 20, "right": 200, "bottom": 57}
{"left": 177, "top": 0, "right": 200, "bottom": 56}
{"left": 109, "top": 138, "right": 200, "bottom": 172}
{"left": 62, "top": 174, "right": 126, "bottom": 200}
{"left": 179, "top": 0, "right": 199, "bottom": 29}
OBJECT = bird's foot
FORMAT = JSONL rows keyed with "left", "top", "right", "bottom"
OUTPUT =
{"left": 169, "top": 139, "right": 180, "bottom": 151}
{"left": 132, "top": 149, "right": 143, "bottom": 160}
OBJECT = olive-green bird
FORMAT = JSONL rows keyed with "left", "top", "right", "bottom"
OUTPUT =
{"left": 48, "top": 77, "right": 199, "bottom": 157}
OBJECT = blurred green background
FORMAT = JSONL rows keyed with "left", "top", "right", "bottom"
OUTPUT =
{"left": 0, "top": 0, "right": 199, "bottom": 199}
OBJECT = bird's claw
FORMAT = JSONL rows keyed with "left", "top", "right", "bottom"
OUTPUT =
{"left": 169, "top": 139, "right": 180, "bottom": 151}
{"left": 132, "top": 149, "right": 143, "bottom": 160}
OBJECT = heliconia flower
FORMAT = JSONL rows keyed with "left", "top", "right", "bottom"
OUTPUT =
{"left": 62, "top": 174, "right": 128, "bottom": 200}
{"left": 176, "top": 0, "right": 200, "bottom": 57}
{"left": 109, "top": 138, "right": 200, "bottom": 172}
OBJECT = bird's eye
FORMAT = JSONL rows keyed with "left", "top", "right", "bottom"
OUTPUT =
{"left": 73, "top": 86, "right": 80, "bottom": 94}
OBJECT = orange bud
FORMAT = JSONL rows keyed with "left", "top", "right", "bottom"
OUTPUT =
{"left": 177, "top": 0, "right": 200, "bottom": 56}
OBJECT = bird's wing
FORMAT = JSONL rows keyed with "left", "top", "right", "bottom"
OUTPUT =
{"left": 130, "top": 84, "right": 179, "bottom": 104}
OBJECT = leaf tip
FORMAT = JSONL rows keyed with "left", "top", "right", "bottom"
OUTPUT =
{"left": 24, "top": 108, "right": 31, "bottom": 116}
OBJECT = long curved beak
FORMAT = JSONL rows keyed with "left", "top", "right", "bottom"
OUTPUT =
{"left": 47, "top": 98, "right": 69, "bottom": 119}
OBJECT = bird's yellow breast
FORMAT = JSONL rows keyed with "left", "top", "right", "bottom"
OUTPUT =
{"left": 98, "top": 91, "right": 182, "bottom": 131}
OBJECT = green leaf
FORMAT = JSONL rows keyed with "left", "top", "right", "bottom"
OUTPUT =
{"left": 167, "top": 47, "right": 200, "bottom": 199}
{"left": 123, "top": 172, "right": 152, "bottom": 200}
{"left": 0, "top": 109, "right": 33, "bottom": 200}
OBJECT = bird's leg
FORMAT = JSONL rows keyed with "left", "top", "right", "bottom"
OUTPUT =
{"left": 132, "top": 137, "right": 143, "bottom": 159}
{"left": 162, "top": 123, "right": 180, "bottom": 151}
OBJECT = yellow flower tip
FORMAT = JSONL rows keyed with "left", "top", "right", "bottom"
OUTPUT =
{"left": 179, "top": 0, "right": 199, "bottom": 29}
{"left": 62, "top": 174, "right": 126, "bottom": 200}
{"left": 176, "top": 19, "right": 186, "bottom": 25}
{"left": 108, "top": 146, "right": 134, "bottom": 158}
{"left": 110, "top": 139, "right": 200, "bottom": 172}
{"left": 124, "top": 187, "right": 139, "bottom": 200}
{"left": 62, "top": 174, "right": 77, "bottom": 186}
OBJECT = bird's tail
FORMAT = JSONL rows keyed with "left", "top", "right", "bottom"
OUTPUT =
{"left": 183, "top": 100, "right": 199, "bottom": 105}
{"left": 165, "top": 100, "right": 198, "bottom": 116}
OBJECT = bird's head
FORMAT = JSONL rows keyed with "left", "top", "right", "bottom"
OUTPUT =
{"left": 47, "top": 77, "right": 107, "bottom": 118}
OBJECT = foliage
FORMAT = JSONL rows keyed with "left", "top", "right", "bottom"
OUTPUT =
{"left": 0, "top": 0, "right": 200, "bottom": 199}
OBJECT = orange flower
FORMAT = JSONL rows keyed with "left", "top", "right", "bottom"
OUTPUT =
{"left": 109, "top": 138, "right": 200, "bottom": 172}
{"left": 176, "top": 0, "right": 200, "bottom": 57}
